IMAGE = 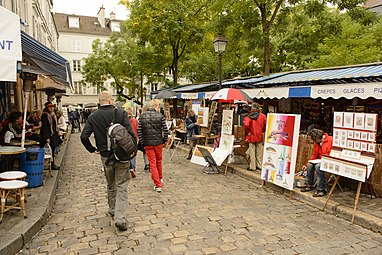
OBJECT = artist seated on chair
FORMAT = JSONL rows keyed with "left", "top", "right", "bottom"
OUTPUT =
{"left": 185, "top": 109, "right": 200, "bottom": 160}
{"left": 301, "top": 128, "right": 333, "bottom": 197}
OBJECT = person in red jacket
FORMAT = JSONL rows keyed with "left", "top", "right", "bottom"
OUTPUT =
{"left": 125, "top": 107, "right": 138, "bottom": 178}
{"left": 243, "top": 102, "right": 267, "bottom": 171}
{"left": 301, "top": 128, "right": 333, "bottom": 197}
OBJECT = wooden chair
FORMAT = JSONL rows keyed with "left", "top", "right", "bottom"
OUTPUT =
{"left": 0, "top": 180, "right": 28, "bottom": 222}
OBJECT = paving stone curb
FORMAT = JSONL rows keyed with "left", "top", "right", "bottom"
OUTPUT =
{"left": 178, "top": 144, "right": 382, "bottom": 233}
{"left": 0, "top": 130, "right": 72, "bottom": 255}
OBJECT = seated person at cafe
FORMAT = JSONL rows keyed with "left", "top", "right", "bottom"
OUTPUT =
{"left": 185, "top": 109, "right": 200, "bottom": 160}
{"left": 301, "top": 128, "right": 333, "bottom": 197}
{"left": 3, "top": 112, "right": 23, "bottom": 143}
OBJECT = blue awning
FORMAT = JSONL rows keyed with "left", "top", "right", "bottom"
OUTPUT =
{"left": 256, "top": 65, "right": 382, "bottom": 86}
{"left": 21, "top": 31, "right": 73, "bottom": 90}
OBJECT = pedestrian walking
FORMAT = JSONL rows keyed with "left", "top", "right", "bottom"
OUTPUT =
{"left": 80, "top": 91, "right": 136, "bottom": 231}
{"left": 39, "top": 102, "right": 61, "bottom": 170}
{"left": 138, "top": 99, "right": 168, "bottom": 192}
{"left": 243, "top": 102, "right": 267, "bottom": 171}
{"left": 300, "top": 128, "right": 333, "bottom": 197}
{"left": 125, "top": 107, "right": 138, "bottom": 178}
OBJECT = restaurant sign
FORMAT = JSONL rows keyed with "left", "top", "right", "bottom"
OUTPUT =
{"left": 0, "top": 6, "right": 22, "bottom": 82}
{"left": 311, "top": 83, "right": 382, "bottom": 99}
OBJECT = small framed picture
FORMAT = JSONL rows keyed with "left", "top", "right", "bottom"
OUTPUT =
{"left": 333, "top": 112, "right": 343, "bottom": 127}
{"left": 361, "top": 142, "right": 368, "bottom": 151}
{"left": 348, "top": 131, "right": 354, "bottom": 139}
{"left": 329, "top": 163, "right": 334, "bottom": 170}
{"left": 334, "top": 165, "right": 340, "bottom": 172}
{"left": 368, "top": 133, "right": 376, "bottom": 142}
{"left": 368, "top": 143, "right": 376, "bottom": 153}
{"left": 340, "top": 140, "right": 346, "bottom": 147}
{"left": 365, "top": 114, "right": 377, "bottom": 131}
{"left": 354, "top": 131, "right": 361, "bottom": 140}
{"left": 351, "top": 169, "right": 356, "bottom": 176}
{"left": 333, "top": 137, "right": 340, "bottom": 147}
{"left": 343, "top": 112, "right": 354, "bottom": 128}
{"left": 354, "top": 113, "right": 365, "bottom": 129}
{"left": 361, "top": 132, "right": 368, "bottom": 140}
{"left": 347, "top": 141, "right": 354, "bottom": 149}
{"left": 323, "top": 162, "right": 328, "bottom": 169}
{"left": 354, "top": 141, "right": 361, "bottom": 150}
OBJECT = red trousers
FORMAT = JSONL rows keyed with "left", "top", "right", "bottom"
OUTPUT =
{"left": 145, "top": 145, "right": 163, "bottom": 188}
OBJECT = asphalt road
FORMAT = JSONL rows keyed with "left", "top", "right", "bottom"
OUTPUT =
{"left": 18, "top": 133, "right": 382, "bottom": 255}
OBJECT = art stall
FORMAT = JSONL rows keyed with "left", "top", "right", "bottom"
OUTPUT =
{"left": 321, "top": 112, "right": 377, "bottom": 223}
{"left": 261, "top": 113, "right": 301, "bottom": 190}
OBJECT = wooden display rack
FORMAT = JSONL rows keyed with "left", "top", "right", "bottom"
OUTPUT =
{"left": 321, "top": 112, "right": 377, "bottom": 223}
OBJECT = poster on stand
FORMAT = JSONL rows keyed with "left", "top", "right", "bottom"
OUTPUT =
{"left": 222, "top": 110, "right": 234, "bottom": 135}
{"left": 261, "top": 113, "right": 301, "bottom": 190}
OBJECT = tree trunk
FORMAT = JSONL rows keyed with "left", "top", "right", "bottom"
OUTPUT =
{"left": 140, "top": 72, "right": 144, "bottom": 106}
{"left": 263, "top": 31, "right": 271, "bottom": 76}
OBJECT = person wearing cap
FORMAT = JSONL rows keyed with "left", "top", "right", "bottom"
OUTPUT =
{"left": 40, "top": 102, "right": 61, "bottom": 170}
{"left": 300, "top": 128, "right": 333, "bottom": 197}
{"left": 243, "top": 102, "right": 267, "bottom": 171}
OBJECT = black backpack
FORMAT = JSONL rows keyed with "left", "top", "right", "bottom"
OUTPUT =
{"left": 106, "top": 109, "right": 137, "bottom": 165}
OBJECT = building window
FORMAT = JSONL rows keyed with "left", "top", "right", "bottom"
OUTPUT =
{"left": 73, "top": 60, "right": 81, "bottom": 72}
{"left": 68, "top": 16, "right": 80, "bottom": 28}
{"left": 110, "top": 21, "right": 120, "bottom": 32}
{"left": 71, "top": 40, "right": 81, "bottom": 52}
{"left": 74, "top": 82, "right": 82, "bottom": 95}
{"left": 151, "top": 83, "right": 158, "bottom": 92}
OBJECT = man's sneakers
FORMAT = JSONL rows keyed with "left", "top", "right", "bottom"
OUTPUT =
{"left": 51, "top": 164, "right": 60, "bottom": 170}
{"left": 154, "top": 186, "right": 162, "bottom": 192}
{"left": 144, "top": 164, "right": 150, "bottom": 171}
{"left": 115, "top": 220, "right": 127, "bottom": 231}
{"left": 130, "top": 169, "right": 136, "bottom": 178}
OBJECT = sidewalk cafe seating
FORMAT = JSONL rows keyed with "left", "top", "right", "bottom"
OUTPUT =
{"left": 0, "top": 180, "right": 28, "bottom": 223}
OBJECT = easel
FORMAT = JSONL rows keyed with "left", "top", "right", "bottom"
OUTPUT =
{"left": 323, "top": 175, "right": 362, "bottom": 223}
{"left": 205, "top": 101, "right": 218, "bottom": 145}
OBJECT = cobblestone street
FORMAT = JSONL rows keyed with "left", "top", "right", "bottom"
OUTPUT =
{"left": 18, "top": 133, "right": 382, "bottom": 255}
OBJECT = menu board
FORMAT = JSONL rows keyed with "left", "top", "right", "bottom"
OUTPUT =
{"left": 261, "top": 113, "right": 301, "bottom": 190}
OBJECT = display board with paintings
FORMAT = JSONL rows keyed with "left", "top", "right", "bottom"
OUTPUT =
{"left": 322, "top": 112, "right": 377, "bottom": 182}
{"left": 221, "top": 110, "right": 234, "bottom": 135}
{"left": 207, "top": 101, "right": 218, "bottom": 134}
{"left": 261, "top": 113, "right": 301, "bottom": 190}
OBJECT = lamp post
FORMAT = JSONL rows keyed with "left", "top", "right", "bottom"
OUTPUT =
{"left": 213, "top": 35, "right": 227, "bottom": 133}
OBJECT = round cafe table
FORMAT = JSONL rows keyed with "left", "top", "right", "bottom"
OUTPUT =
{"left": 6, "top": 140, "right": 38, "bottom": 146}
{"left": 0, "top": 146, "right": 26, "bottom": 173}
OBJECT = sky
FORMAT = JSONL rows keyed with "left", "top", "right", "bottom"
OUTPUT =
{"left": 52, "top": 0, "right": 129, "bottom": 20}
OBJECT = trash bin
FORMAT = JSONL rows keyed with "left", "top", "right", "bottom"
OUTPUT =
{"left": 19, "top": 147, "right": 44, "bottom": 188}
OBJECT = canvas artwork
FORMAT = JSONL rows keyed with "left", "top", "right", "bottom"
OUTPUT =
{"left": 368, "top": 143, "right": 376, "bottom": 153}
{"left": 343, "top": 112, "right": 354, "bottom": 128}
{"left": 354, "top": 113, "right": 365, "bottom": 129}
{"left": 333, "top": 112, "right": 343, "bottom": 127}
{"left": 361, "top": 132, "right": 368, "bottom": 140}
{"left": 221, "top": 110, "right": 234, "bottom": 135}
{"left": 365, "top": 114, "right": 377, "bottom": 131}
{"left": 262, "top": 113, "right": 301, "bottom": 190}
{"left": 368, "top": 133, "right": 376, "bottom": 142}
{"left": 190, "top": 145, "right": 214, "bottom": 166}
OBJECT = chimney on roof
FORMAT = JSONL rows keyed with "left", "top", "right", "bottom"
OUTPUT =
{"left": 97, "top": 6, "right": 105, "bottom": 28}
{"left": 110, "top": 11, "right": 115, "bottom": 21}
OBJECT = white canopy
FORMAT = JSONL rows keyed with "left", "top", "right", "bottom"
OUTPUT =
{"left": 0, "top": 6, "right": 22, "bottom": 82}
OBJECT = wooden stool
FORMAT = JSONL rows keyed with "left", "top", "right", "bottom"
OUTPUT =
{"left": 0, "top": 171, "right": 27, "bottom": 181}
{"left": 44, "top": 155, "right": 53, "bottom": 177}
{"left": 0, "top": 180, "right": 28, "bottom": 222}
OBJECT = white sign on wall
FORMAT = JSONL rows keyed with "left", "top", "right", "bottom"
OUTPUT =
{"left": 0, "top": 6, "right": 22, "bottom": 82}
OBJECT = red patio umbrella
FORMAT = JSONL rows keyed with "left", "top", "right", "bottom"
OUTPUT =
{"left": 209, "top": 88, "right": 252, "bottom": 103}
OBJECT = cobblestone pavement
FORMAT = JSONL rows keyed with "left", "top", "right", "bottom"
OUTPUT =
{"left": 19, "top": 133, "right": 382, "bottom": 255}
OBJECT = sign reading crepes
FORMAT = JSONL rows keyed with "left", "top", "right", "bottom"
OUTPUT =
{"left": 0, "top": 6, "right": 22, "bottom": 82}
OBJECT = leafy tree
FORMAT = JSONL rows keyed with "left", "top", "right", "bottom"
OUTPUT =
{"left": 124, "top": 0, "right": 212, "bottom": 86}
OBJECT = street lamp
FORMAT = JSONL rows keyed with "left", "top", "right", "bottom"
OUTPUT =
{"left": 213, "top": 34, "right": 227, "bottom": 133}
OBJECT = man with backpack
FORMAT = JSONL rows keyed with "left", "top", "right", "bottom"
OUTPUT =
{"left": 80, "top": 91, "right": 136, "bottom": 231}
